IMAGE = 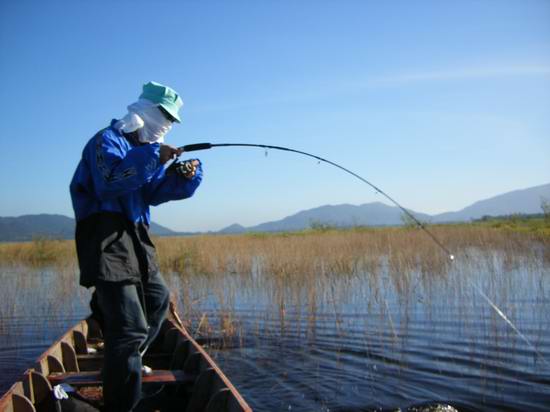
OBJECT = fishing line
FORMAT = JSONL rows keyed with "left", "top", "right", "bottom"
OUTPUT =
{"left": 178, "top": 142, "right": 454, "bottom": 261}
{"left": 176, "top": 141, "right": 548, "bottom": 366}
{"left": 471, "top": 281, "right": 549, "bottom": 366}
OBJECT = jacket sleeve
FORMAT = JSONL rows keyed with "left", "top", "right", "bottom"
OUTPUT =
{"left": 88, "top": 131, "right": 162, "bottom": 201}
{"left": 144, "top": 159, "right": 203, "bottom": 206}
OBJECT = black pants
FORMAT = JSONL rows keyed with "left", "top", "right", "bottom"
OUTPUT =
{"left": 94, "top": 271, "right": 169, "bottom": 412}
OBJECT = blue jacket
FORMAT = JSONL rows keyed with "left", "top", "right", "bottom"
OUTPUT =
{"left": 70, "top": 120, "right": 202, "bottom": 287}
{"left": 70, "top": 120, "right": 202, "bottom": 225}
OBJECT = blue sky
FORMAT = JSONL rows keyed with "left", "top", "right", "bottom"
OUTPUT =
{"left": 0, "top": 1, "right": 549, "bottom": 232}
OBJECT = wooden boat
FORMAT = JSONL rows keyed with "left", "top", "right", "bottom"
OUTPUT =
{"left": 0, "top": 304, "right": 252, "bottom": 412}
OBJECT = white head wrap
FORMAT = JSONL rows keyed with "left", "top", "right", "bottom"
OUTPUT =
{"left": 115, "top": 98, "right": 172, "bottom": 143}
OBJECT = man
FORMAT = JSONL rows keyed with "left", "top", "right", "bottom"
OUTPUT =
{"left": 70, "top": 81, "right": 202, "bottom": 411}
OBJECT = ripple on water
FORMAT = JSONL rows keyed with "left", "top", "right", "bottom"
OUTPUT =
{"left": 1, "top": 255, "right": 550, "bottom": 411}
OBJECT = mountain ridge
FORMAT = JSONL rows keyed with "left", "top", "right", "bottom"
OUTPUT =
{"left": 219, "top": 182, "right": 550, "bottom": 233}
{"left": 0, "top": 183, "right": 548, "bottom": 241}
{"left": 0, "top": 214, "right": 176, "bottom": 242}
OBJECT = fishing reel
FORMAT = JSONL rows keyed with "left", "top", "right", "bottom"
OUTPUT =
{"left": 167, "top": 159, "right": 196, "bottom": 178}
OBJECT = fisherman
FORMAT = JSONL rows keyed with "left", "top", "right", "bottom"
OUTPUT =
{"left": 70, "top": 81, "right": 202, "bottom": 411}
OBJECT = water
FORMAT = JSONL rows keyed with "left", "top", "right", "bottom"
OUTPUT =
{"left": 1, "top": 248, "right": 549, "bottom": 411}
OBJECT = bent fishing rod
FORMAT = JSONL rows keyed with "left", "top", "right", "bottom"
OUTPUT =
{"left": 175, "top": 141, "right": 549, "bottom": 366}
{"left": 177, "top": 142, "right": 454, "bottom": 261}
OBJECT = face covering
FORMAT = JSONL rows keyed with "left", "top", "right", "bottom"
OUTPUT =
{"left": 115, "top": 99, "right": 172, "bottom": 143}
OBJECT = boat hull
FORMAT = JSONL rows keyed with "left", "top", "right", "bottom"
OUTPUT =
{"left": 0, "top": 307, "right": 252, "bottom": 412}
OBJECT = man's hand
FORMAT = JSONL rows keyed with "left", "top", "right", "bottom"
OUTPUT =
{"left": 159, "top": 144, "right": 183, "bottom": 165}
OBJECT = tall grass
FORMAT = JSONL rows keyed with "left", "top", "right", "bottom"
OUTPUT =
{"left": 155, "top": 226, "right": 547, "bottom": 343}
{"left": 0, "top": 225, "right": 547, "bottom": 275}
{"left": 1, "top": 224, "right": 548, "bottom": 411}
{"left": 159, "top": 225, "right": 548, "bottom": 276}
{"left": 0, "top": 238, "right": 76, "bottom": 267}
{"left": 0, "top": 225, "right": 548, "bottom": 369}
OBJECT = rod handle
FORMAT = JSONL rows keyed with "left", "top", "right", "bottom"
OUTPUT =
{"left": 179, "top": 143, "right": 212, "bottom": 152}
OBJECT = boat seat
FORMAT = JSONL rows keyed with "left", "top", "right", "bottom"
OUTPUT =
{"left": 76, "top": 353, "right": 173, "bottom": 361}
{"left": 48, "top": 370, "right": 196, "bottom": 387}
{"left": 76, "top": 353, "right": 173, "bottom": 370}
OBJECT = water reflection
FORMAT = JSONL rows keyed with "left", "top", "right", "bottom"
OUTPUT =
{"left": 0, "top": 246, "right": 549, "bottom": 411}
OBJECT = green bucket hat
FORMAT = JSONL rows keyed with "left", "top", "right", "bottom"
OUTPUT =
{"left": 139, "top": 81, "right": 183, "bottom": 123}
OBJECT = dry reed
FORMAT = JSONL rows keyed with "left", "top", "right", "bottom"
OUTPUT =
{"left": 0, "top": 225, "right": 547, "bottom": 357}
{"left": 0, "top": 226, "right": 546, "bottom": 276}
{"left": 156, "top": 225, "right": 546, "bottom": 277}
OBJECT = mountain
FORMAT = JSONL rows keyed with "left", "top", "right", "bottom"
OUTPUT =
{"left": 241, "top": 202, "right": 432, "bottom": 232}
{"left": 149, "top": 222, "right": 177, "bottom": 236}
{"left": 219, "top": 182, "right": 550, "bottom": 233}
{"left": 0, "top": 214, "right": 176, "bottom": 242}
{"left": 431, "top": 183, "right": 550, "bottom": 222}
{"left": 1, "top": 183, "right": 548, "bottom": 241}
{"left": 218, "top": 223, "right": 247, "bottom": 234}
{"left": 0, "top": 214, "right": 75, "bottom": 242}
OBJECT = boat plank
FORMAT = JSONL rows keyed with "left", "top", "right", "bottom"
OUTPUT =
{"left": 12, "top": 394, "right": 35, "bottom": 412}
{"left": 61, "top": 342, "right": 79, "bottom": 373}
{"left": 185, "top": 368, "right": 216, "bottom": 412}
{"left": 166, "top": 317, "right": 252, "bottom": 412}
{"left": 29, "top": 372, "right": 52, "bottom": 406}
{"left": 1, "top": 311, "right": 252, "bottom": 412}
{"left": 206, "top": 388, "right": 231, "bottom": 412}
{"left": 46, "top": 356, "right": 64, "bottom": 374}
{"left": 48, "top": 370, "right": 196, "bottom": 387}
{"left": 72, "top": 330, "right": 88, "bottom": 355}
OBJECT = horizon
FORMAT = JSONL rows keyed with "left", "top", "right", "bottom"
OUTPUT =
{"left": 1, "top": 1, "right": 549, "bottom": 231}
{"left": 2, "top": 180, "right": 548, "bottom": 233}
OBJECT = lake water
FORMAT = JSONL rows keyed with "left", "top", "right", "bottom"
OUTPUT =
{"left": 1, "top": 247, "right": 549, "bottom": 411}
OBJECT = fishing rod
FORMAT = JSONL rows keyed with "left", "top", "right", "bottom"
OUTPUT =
{"left": 177, "top": 142, "right": 454, "bottom": 261}
{"left": 175, "top": 141, "right": 549, "bottom": 367}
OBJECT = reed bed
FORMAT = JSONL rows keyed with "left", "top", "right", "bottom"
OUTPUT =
{"left": 1, "top": 224, "right": 548, "bottom": 411}
{"left": 0, "top": 238, "right": 76, "bottom": 267}
{"left": 160, "top": 225, "right": 547, "bottom": 277}
{"left": 0, "top": 224, "right": 548, "bottom": 373}
{"left": 0, "top": 226, "right": 546, "bottom": 276}
{"left": 153, "top": 226, "right": 548, "bottom": 344}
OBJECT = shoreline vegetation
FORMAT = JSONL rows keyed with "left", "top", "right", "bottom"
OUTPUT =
{"left": 0, "top": 216, "right": 548, "bottom": 271}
